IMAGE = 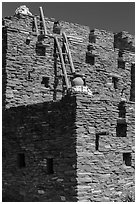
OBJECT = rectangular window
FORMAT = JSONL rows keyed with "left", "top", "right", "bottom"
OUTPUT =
{"left": 89, "top": 30, "right": 96, "bottom": 43}
{"left": 86, "top": 52, "right": 95, "bottom": 65}
{"left": 116, "top": 123, "right": 127, "bottom": 137}
{"left": 118, "top": 51, "right": 123, "bottom": 58}
{"left": 18, "top": 153, "right": 26, "bottom": 168}
{"left": 47, "top": 158, "right": 54, "bottom": 174}
{"left": 112, "top": 77, "right": 118, "bottom": 89}
{"left": 118, "top": 101, "right": 126, "bottom": 118}
{"left": 36, "top": 42, "right": 46, "bottom": 56}
{"left": 41, "top": 76, "right": 49, "bottom": 88}
{"left": 95, "top": 134, "right": 99, "bottom": 151}
{"left": 130, "top": 63, "right": 135, "bottom": 101}
{"left": 118, "top": 59, "right": 125, "bottom": 69}
{"left": 123, "top": 153, "right": 132, "bottom": 166}
{"left": 117, "top": 50, "right": 125, "bottom": 69}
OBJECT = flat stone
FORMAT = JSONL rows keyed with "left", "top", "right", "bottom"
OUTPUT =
{"left": 38, "top": 190, "right": 45, "bottom": 194}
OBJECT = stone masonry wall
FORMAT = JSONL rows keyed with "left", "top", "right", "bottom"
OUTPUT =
{"left": 75, "top": 94, "right": 135, "bottom": 202}
{"left": 2, "top": 15, "right": 89, "bottom": 109}
{"left": 3, "top": 96, "right": 78, "bottom": 202}
{"left": 2, "top": 12, "right": 135, "bottom": 202}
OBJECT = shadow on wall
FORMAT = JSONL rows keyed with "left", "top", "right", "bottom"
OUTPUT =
{"left": 114, "top": 32, "right": 135, "bottom": 52}
{"left": 2, "top": 26, "right": 7, "bottom": 110}
{"left": 2, "top": 95, "right": 78, "bottom": 202}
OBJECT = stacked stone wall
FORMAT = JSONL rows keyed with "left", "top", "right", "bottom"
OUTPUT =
{"left": 75, "top": 94, "right": 135, "bottom": 201}
{"left": 2, "top": 13, "right": 135, "bottom": 202}
{"left": 3, "top": 96, "right": 78, "bottom": 202}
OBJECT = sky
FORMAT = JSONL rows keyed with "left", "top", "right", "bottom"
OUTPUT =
{"left": 2, "top": 2, "right": 135, "bottom": 34}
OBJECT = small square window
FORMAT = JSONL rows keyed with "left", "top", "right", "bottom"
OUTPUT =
{"left": 123, "top": 153, "right": 132, "bottom": 166}
{"left": 118, "top": 50, "right": 124, "bottom": 58}
{"left": 89, "top": 30, "right": 96, "bottom": 43}
{"left": 41, "top": 77, "right": 49, "bottom": 88}
{"left": 112, "top": 77, "right": 118, "bottom": 89}
{"left": 118, "top": 59, "right": 125, "bottom": 69}
{"left": 17, "top": 153, "right": 26, "bottom": 168}
{"left": 47, "top": 158, "right": 54, "bottom": 174}
{"left": 86, "top": 52, "right": 95, "bottom": 65}
{"left": 36, "top": 42, "right": 46, "bottom": 56}
{"left": 116, "top": 123, "right": 127, "bottom": 137}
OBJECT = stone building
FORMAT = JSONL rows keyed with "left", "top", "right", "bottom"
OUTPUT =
{"left": 2, "top": 7, "right": 135, "bottom": 202}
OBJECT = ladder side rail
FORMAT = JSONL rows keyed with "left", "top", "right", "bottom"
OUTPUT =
{"left": 39, "top": 7, "right": 47, "bottom": 35}
{"left": 34, "top": 16, "right": 39, "bottom": 36}
{"left": 53, "top": 39, "right": 58, "bottom": 100}
{"left": 54, "top": 36, "right": 70, "bottom": 90}
{"left": 62, "top": 32, "right": 75, "bottom": 74}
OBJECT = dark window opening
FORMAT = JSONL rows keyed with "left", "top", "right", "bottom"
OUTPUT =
{"left": 47, "top": 158, "right": 54, "bottom": 174}
{"left": 26, "top": 38, "right": 31, "bottom": 45}
{"left": 118, "top": 101, "right": 126, "bottom": 118}
{"left": 86, "top": 52, "right": 95, "bottom": 65}
{"left": 83, "top": 77, "right": 86, "bottom": 86}
{"left": 89, "top": 30, "right": 96, "bottom": 43}
{"left": 53, "top": 21, "right": 61, "bottom": 34}
{"left": 28, "top": 71, "right": 32, "bottom": 80}
{"left": 36, "top": 43, "right": 45, "bottom": 56}
{"left": 112, "top": 77, "right": 118, "bottom": 89}
{"left": 123, "top": 153, "right": 132, "bottom": 166}
{"left": 118, "top": 50, "right": 123, "bottom": 58}
{"left": 28, "top": 68, "right": 35, "bottom": 81}
{"left": 87, "top": 44, "right": 94, "bottom": 51}
{"left": 95, "top": 134, "right": 99, "bottom": 151}
{"left": 130, "top": 64, "right": 135, "bottom": 102}
{"left": 17, "top": 153, "right": 26, "bottom": 168}
{"left": 41, "top": 77, "right": 49, "bottom": 88}
{"left": 116, "top": 123, "right": 127, "bottom": 137}
{"left": 118, "top": 59, "right": 125, "bottom": 69}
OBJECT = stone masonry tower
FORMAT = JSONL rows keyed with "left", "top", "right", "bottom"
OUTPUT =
{"left": 2, "top": 6, "right": 135, "bottom": 202}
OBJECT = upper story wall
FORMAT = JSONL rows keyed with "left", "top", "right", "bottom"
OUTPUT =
{"left": 2, "top": 13, "right": 135, "bottom": 109}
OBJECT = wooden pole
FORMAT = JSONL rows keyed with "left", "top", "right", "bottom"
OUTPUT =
{"left": 62, "top": 32, "right": 75, "bottom": 74}
{"left": 39, "top": 7, "right": 47, "bottom": 35}
{"left": 34, "top": 16, "right": 39, "bottom": 36}
{"left": 54, "top": 36, "right": 70, "bottom": 90}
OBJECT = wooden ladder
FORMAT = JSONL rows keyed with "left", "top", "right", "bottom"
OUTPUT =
{"left": 53, "top": 32, "right": 76, "bottom": 91}
{"left": 33, "top": 6, "right": 47, "bottom": 36}
{"left": 33, "top": 7, "right": 76, "bottom": 92}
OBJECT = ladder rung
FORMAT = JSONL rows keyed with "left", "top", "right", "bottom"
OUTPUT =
{"left": 36, "top": 43, "right": 50, "bottom": 47}
{"left": 55, "top": 52, "right": 68, "bottom": 55}
{"left": 57, "top": 74, "right": 73, "bottom": 78}
{"left": 56, "top": 62, "right": 71, "bottom": 66}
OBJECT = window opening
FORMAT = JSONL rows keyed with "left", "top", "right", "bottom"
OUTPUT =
{"left": 118, "top": 101, "right": 126, "bottom": 118}
{"left": 123, "top": 153, "right": 132, "bottom": 166}
{"left": 95, "top": 134, "right": 99, "bottom": 151}
{"left": 89, "top": 30, "right": 96, "bottom": 43}
{"left": 118, "top": 59, "right": 125, "bottom": 69}
{"left": 17, "top": 153, "right": 26, "bottom": 168}
{"left": 53, "top": 21, "right": 61, "bottom": 34}
{"left": 116, "top": 122, "right": 127, "bottom": 137}
{"left": 47, "top": 158, "right": 54, "bottom": 174}
{"left": 41, "top": 77, "right": 49, "bottom": 88}
{"left": 130, "top": 63, "right": 135, "bottom": 101}
{"left": 117, "top": 50, "right": 125, "bottom": 69}
{"left": 36, "top": 42, "right": 46, "bottom": 56}
{"left": 86, "top": 52, "right": 95, "bottom": 65}
{"left": 112, "top": 77, "right": 118, "bottom": 89}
